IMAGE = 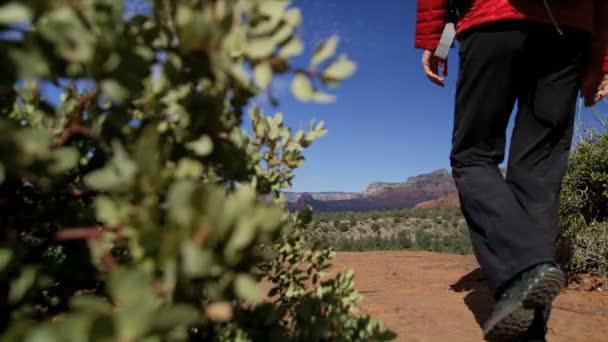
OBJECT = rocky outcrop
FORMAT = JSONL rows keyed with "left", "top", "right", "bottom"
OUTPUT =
{"left": 288, "top": 169, "right": 459, "bottom": 212}
{"left": 283, "top": 192, "right": 362, "bottom": 203}
{"left": 362, "top": 182, "right": 403, "bottom": 197}
{"left": 415, "top": 192, "right": 460, "bottom": 209}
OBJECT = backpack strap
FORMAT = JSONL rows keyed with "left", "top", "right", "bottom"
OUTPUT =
{"left": 434, "top": 0, "right": 458, "bottom": 60}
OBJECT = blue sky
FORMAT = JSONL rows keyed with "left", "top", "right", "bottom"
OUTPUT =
{"left": 37, "top": 0, "right": 608, "bottom": 193}
{"left": 274, "top": 0, "right": 608, "bottom": 193}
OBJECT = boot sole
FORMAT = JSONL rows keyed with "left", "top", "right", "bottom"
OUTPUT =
{"left": 484, "top": 267, "right": 566, "bottom": 341}
{"left": 522, "top": 267, "right": 566, "bottom": 308}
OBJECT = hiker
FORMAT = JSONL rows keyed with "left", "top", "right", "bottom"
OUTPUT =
{"left": 415, "top": 0, "right": 608, "bottom": 341}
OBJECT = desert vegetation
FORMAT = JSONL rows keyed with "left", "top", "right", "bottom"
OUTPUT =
{"left": 0, "top": 1, "right": 395, "bottom": 341}
{"left": 558, "top": 122, "right": 608, "bottom": 279}
{"left": 301, "top": 208, "right": 473, "bottom": 255}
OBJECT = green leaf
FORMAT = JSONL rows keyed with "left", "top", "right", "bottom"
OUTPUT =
{"left": 272, "top": 24, "right": 293, "bottom": 45}
{"left": 16, "top": 128, "right": 51, "bottom": 159}
{"left": 234, "top": 274, "right": 263, "bottom": 303}
{"left": 83, "top": 168, "right": 119, "bottom": 191}
{"left": 94, "top": 196, "right": 120, "bottom": 226}
{"left": 101, "top": 80, "right": 129, "bottom": 103}
{"left": 9, "top": 266, "right": 37, "bottom": 304}
{"left": 186, "top": 135, "right": 213, "bottom": 157}
{"left": 174, "top": 158, "right": 203, "bottom": 179}
{"left": 70, "top": 296, "right": 112, "bottom": 315}
{"left": 0, "top": 3, "right": 31, "bottom": 25}
{"left": 109, "top": 267, "right": 158, "bottom": 340}
{"left": 312, "top": 92, "right": 336, "bottom": 104}
{"left": 0, "top": 248, "right": 12, "bottom": 271}
{"left": 280, "top": 37, "right": 303, "bottom": 58}
{"left": 259, "top": 1, "right": 289, "bottom": 21}
{"left": 291, "top": 73, "right": 314, "bottom": 101}
{"left": 254, "top": 62, "right": 273, "bottom": 90}
{"left": 152, "top": 305, "right": 198, "bottom": 331}
{"left": 24, "top": 326, "right": 61, "bottom": 342}
{"left": 49, "top": 148, "right": 79, "bottom": 174}
{"left": 245, "top": 38, "right": 276, "bottom": 59}
{"left": 134, "top": 127, "right": 161, "bottom": 175}
{"left": 283, "top": 8, "right": 302, "bottom": 26}
{"left": 84, "top": 142, "right": 137, "bottom": 191}
{"left": 53, "top": 314, "right": 94, "bottom": 342}
{"left": 37, "top": 7, "right": 95, "bottom": 63}
{"left": 311, "top": 36, "right": 339, "bottom": 66}
{"left": 181, "top": 241, "right": 214, "bottom": 278}
{"left": 167, "top": 180, "right": 196, "bottom": 227}
{"left": 9, "top": 47, "right": 50, "bottom": 78}
{"left": 323, "top": 54, "right": 357, "bottom": 81}
{"left": 226, "top": 219, "right": 256, "bottom": 255}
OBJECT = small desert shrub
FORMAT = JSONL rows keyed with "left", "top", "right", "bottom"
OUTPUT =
{"left": 558, "top": 126, "right": 608, "bottom": 277}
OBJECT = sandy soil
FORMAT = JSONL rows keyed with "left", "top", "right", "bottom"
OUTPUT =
{"left": 329, "top": 251, "right": 608, "bottom": 342}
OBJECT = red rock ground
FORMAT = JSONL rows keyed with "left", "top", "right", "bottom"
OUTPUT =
{"left": 330, "top": 251, "right": 608, "bottom": 341}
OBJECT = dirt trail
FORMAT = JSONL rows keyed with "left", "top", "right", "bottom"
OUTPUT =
{"left": 330, "top": 251, "right": 608, "bottom": 342}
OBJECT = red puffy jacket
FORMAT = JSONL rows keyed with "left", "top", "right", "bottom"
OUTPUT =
{"left": 415, "top": 0, "right": 608, "bottom": 73}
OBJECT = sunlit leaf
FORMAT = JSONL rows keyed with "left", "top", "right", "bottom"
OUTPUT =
{"left": 291, "top": 73, "right": 314, "bottom": 101}
{"left": 0, "top": 3, "right": 31, "bottom": 25}
{"left": 9, "top": 266, "right": 37, "bottom": 304}
{"left": 186, "top": 135, "right": 213, "bottom": 157}
{"left": 0, "top": 248, "right": 12, "bottom": 271}
{"left": 234, "top": 274, "right": 262, "bottom": 303}
{"left": 323, "top": 54, "right": 357, "bottom": 81}
{"left": 254, "top": 62, "right": 273, "bottom": 90}
{"left": 280, "top": 37, "right": 303, "bottom": 58}
{"left": 311, "top": 36, "right": 339, "bottom": 66}
{"left": 245, "top": 38, "right": 276, "bottom": 59}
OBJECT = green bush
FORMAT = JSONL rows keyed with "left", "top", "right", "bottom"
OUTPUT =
{"left": 371, "top": 223, "right": 381, "bottom": 232}
{"left": 396, "top": 231, "right": 414, "bottom": 249}
{"left": 558, "top": 125, "right": 608, "bottom": 277}
{"left": 339, "top": 223, "right": 350, "bottom": 232}
{"left": 326, "top": 229, "right": 468, "bottom": 254}
{"left": 0, "top": 1, "right": 394, "bottom": 341}
{"left": 414, "top": 229, "right": 434, "bottom": 250}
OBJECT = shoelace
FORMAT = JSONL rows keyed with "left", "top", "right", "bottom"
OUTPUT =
{"left": 543, "top": 0, "right": 564, "bottom": 36}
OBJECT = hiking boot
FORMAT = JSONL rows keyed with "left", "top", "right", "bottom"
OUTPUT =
{"left": 483, "top": 263, "right": 565, "bottom": 341}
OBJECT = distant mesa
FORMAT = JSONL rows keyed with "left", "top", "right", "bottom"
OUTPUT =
{"left": 288, "top": 168, "right": 460, "bottom": 212}
{"left": 362, "top": 182, "right": 403, "bottom": 197}
{"left": 415, "top": 192, "right": 460, "bottom": 209}
{"left": 283, "top": 191, "right": 362, "bottom": 203}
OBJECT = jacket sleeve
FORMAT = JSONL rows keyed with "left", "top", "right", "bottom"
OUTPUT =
{"left": 415, "top": 0, "right": 449, "bottom": 50}
{"left": 601, "top": 1, "right": 608, "bottom": 72}
{"left": 592, "top": 0, "right": 608, "bottom": 72}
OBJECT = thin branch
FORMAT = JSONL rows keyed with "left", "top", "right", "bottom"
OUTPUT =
{"left": 100, "top": 252, "right": 118, "bottom": 273}
{"left": 53, "top": 89, "right": 101, "bottom": 147}
{"left": 193, "top": 224, "right": 210, "bottom": 247}
{"left": 54, "top": 226, "right": 103, "bottom": 241}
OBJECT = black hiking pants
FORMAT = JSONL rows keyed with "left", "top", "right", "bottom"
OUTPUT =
{"left": 451, "top": 21, "right": 589, "bottom": 298}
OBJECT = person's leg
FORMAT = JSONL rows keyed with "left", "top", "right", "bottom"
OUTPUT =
{"left": 451, "top": 22, "right": 553, "bottom": 294}
{"left": 506, "top": 24, "right": 589, "bottom": 341}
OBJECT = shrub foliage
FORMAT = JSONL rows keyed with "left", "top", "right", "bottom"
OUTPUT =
{"left": 0, "top": 1, "right": 393, "bottom": 340}
{"left": 558, "top": 126, "right": 608, "bottom": 277}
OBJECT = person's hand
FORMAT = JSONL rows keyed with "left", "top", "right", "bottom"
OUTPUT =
{"left": 582, "top": 73, "right": 608, "bottom": 107}
{"left": 421, "top": 49, "right": 447, "bottom": 87}
{"left": 595, "top": 74, "right": 608, "bottom": 104}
